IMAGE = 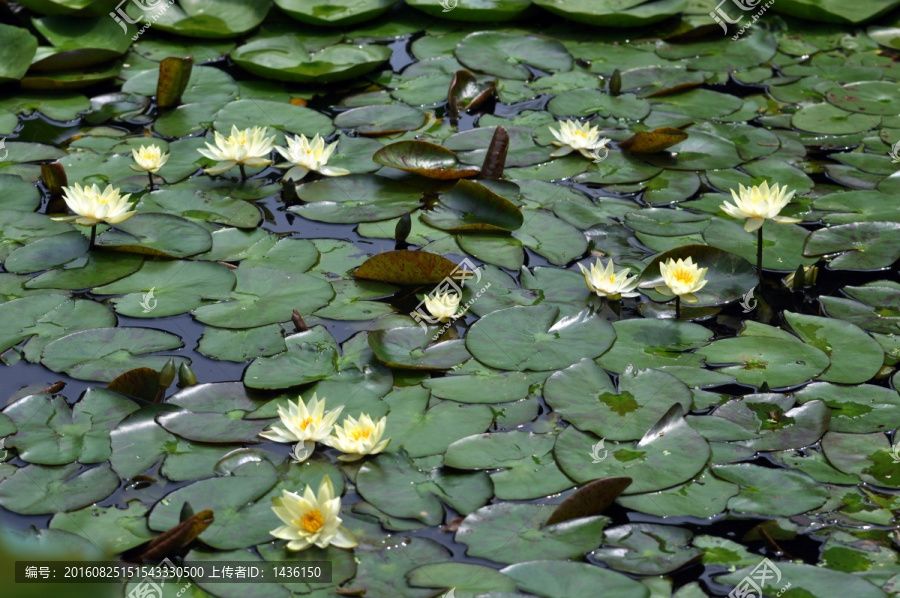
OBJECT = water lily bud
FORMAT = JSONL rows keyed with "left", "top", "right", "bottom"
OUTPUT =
{"left": 41, "top": 162, "right": 67, "bottom": 196}
{"left": 177, "top": 362, "right": 197, "bottom": 387}
{"left": 292, "top": 309, "right": 308, "bottom": 332}
{"left": 609, "top": 68, "right": 621, "bottom": 95}
{"left": 157, "top": 56, "right": 193, "bottom": 108}
{"left": 395, "top": 212, "right": 412, "bottom": 243}
{"left": 783, "top": 265, "right": 818, "bottom": 290}
{"left": 159, "top": 358, "right": 176, "bottom": 387}
{"left": 875, "top": 365, "right": 895, "bottom": 380}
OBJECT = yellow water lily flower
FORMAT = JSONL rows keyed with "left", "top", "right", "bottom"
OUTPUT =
{"left": 549, "top": 119, "right": 611, "bottom": 160}
{"left": 720, "top": 181, "right": 800, "bottom": 232}
{"left": 578, "top": 259, "right": 640, "bottom": 300}
{"left": 326, "top": 414, "right": 390, "bottom": 462}
{"left": 197, "top": 125, "right": 275, "bottom": 177}
{"left": 258, "top": 394, "right": 343, "bottom": 463}
{"left": 130, "top": 144, "right": 169, "bottom": 173}
{"left": 52, "top": 183, "right": 135, "bottom": 226}
{"left": 424, "top": 291, "right": 462, "bottom": 322}
{"left": 275, "top": 134, "right": 349, "bottom": 182}
{"left": 270, "top": 476, "right": 358, "bottom": 552}
{"left": 655, "top": 257, "right": 708, "bottom": 303}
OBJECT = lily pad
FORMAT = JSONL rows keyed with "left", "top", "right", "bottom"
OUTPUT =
{"left": 373, "top": 141, "right": 480, "bottom": 179}
{"left": 534, "top": 0, "right": 688, "bottom": 27}
{"left": 353, "top": 250, "right": 459, "bottom": 284}
{"left": 640, "top": 244, "right": 758, "bottom": 307}
{"left": 334, "top": 104, "right": 426, "bottom": 135}
{"left": 422, "top": 180, "right": 524, "bottom": 232}
{"left": 697, "top": 335, "right": 829, "bottom": 389}
{"left": 455, "top": 32, "right": 573, "bottom": 80}
{"left": 712, "top": 463, "right": 829, "bottom": 515}
{"left": 274, "top": 0, "right": 396, "bottom": 26}
{"left": 502, "top": 560, "right": 648, "bottom": 598}
{"left": 466, "top": 306, "right": 615, "bottom": 371}
{"left": 803, "top": 222, "right": 900, "bottom": 270}
{"left": 592, "top": 524, "right": 702, "bottom": 575}
{"left": 141, "top": 0, "right": 272, "bottom": 38}
{"left": 783, "top": 311, "right": 883, "bottom": 384}
{"left": 0, "top": 463, "right": 119, "bottom": 515}
{"left": 369, "top": 326, "right": 471, "bottom": 370}
{"left": 0, "top": 24, "right": 38, "bottom": 83}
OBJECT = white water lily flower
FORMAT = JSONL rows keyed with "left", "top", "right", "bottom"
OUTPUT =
{"left": 549, "top": 119, "right": 611, "bottom": 160}
{"left": 275, "top": 134, "right": 349, "bottom": 182}
{"left": 578, "top": 259, "right": 641, "bottom": 300}
{"left": 130, "top": 144, "right": 169, "bottom": 173}
{"left": 424, "top": 291, "right": 462, "bottom": 322}
{"left": 270, "top": 476, "right": 358, "bottom": 552}
{"left": 326, "top": 414, "right": 390, "bottom": 462}
{"left": 655, "top": 257, "right": 709, "bottom": 303}
{"left": 197, "top": 125, "right": 275, "bottom": 175}
{"left": 52, "top": 183, "right": 135, "bottom": 226}
{"left": 258, "top": 394, "right": 343, "bottom": 463}
{"left": 720, "top": 181, "right": 800, "bottom": 232}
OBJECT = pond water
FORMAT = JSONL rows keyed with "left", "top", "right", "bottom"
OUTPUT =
{"left": 1, "top": 1, "right": 900, "bottom": 598}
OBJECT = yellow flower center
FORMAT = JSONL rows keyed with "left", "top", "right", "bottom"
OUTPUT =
{"left": 672, "top": 268, "right": 696, "bottom": 284}
{"left": 298, "top": 416, "right": 315, "bottom": 430}
{"left": 574, "top": 130, "right": 586, "bottom": 137}
{"left": 350, "top": 426, "right": 372, "bottom": 441}
{"left": 296, "top": 509, "right": 324, "bottom": 533}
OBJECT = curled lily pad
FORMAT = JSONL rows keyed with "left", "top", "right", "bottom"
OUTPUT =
{"left": 455, "top": 32, "right": 573, "bottom": 81}
{"left": 619, "top": 127, "right": 689, "bottom": 153}
{"left": 232, "top": 35, "right": 391, "bottom": 83}
{"left": 31, "top": 16, "right": 131, "bottom": 70}
{"left": 421, "top": 180, "right": 524, "bottom": 232}
{"left": 373, "top": 141, "right": 480, "bottom": 179}
{"left": 0, "top": 24, "right": 38, "bottom": 83}
{"left": 466, "top": 306, "right": 615, "bottom": 371}
{"left": 640, "top": 245, "right": 757, "bottom": 307}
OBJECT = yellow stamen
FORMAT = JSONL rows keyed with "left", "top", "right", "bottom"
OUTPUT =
{"left": 296, "top": 509, "right": 324, "bottom": 533}
{"left": 673, "top": 268, "right": 695, "bottom": 284}
{"left": 350, "top": 427, "right": 372, "bottom": 441}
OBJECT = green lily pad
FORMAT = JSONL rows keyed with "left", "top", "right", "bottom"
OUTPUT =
{"left": 25, "top": 250, "right": 144, "bottom": 291}
{"left": 0, "top": 24, "right": 38, "bottom": 83}
{"left": 640, "top": 244, "right": 758, "bottom": 307}
{"left": 139, "top": 188, "right": 262, "bottom": 229}
{"left": 534, "top": 0, "right": 688, "bottom": 27}
{"left": 783, "top": 311, "right": 883, "bottom": 384}
{"left": 545, "top": 361, "right": 693, "bottom": 440}
{"left": 422, "top": 180, "right": 524, "bottom": 232}
{"left": 703, "top": 219, "right": 816, "bottom": 272}
{"left": 3, "top": 389, "right": 138, "bottom": 465}
{"left": 407, "top": 0, "right": 532, "bottom": 21}
{"left": 357, "top": 451, "right": 493, "bottom": 526}
{"left": 92, "top": 260, "right": 236, "bottom": 318}
{"left": 383, "top": 386, "right": 494, "bottom": 458}
{"left": 822, "top": 430, "right": 900, "bottom": 488}
{"left": 193, "top": 267, "right": 333, "bottom": 329}
{"left": 444, "top": 430, "right": 576, "bottom": 499}
{"left": 373, "top": 141, "right": 480, "bottom": 179}
{"left": 803, "top": 222, "right": 900, "bottom": 270}
{"left": 513, "top": 210, "right": 588, "bottom": 265}
{"left": 792, "top": 103, "right": 881, "bottom": 134}
{"left": 616, "top": 468, "right": 738, "bottom": 518}
{"left": 554, "top": 405, "right": 710, "bottom": 492}
{"left": 274, "top": 0, "right": 396, "bottom": 26}
{"left": 467, "top": 305, "right": 615, "bottom": 371}
{"left": 98, "top": 214, "right": 212, "bottom": 259}
{"left": 592, "top": 524, "right": 702, "bottom": 575}
{"left": 408, "top": 562, "right": 517, "bottom": 596}
{"left": 40, "top": 327, "right": 186, "bottom": 382}
{"left": 232, "top": 35, "right": 391, "bottom": 84}
{"left": 48, "top": 500, "right": 153, "bottom": 556}
{"left": 455, "top": 32, "right": 572, "bottom": 81}
{"left": 141, "top": 0, "right": 271, "bottom": 38}
{"left": 0, "top": 462, "right": 119, "bottom": 515}
{"left": 718, "top": 561, "right": 890, "bottom": 598}
{"left": 502, "top": 560, "right": 648, "bottom": 598}
{"left": 596, "top": 319, "right": 712, "bottom": 374}
{"left": 353, "top": 249, "right": 459, "bottom": 284}
{"left": 771, "top": 0, "right": 900, "bottom": 24}
{"left": 369, "top": 326, "right": 471, "bottom": 370}
{"left": 712, "top": 463, "right": 829, "bottom": 516}
{"left": 795, "top": 382, "right": 900, "bottom": 433}
{"left": 243, "top": 326, "right": 339, "bottom": 389}
{"left": 354, "top": 537, "right": 450, "bottom": 598}
{"left": 334, "top": 104, "right": 426, "bottom": 135}
{"left": 698, "top": 334, "right": 830, "bottom": 389}
{"left": 456, "top": 502, "right": 608, "bottom": 565}
{"left": 31, "top": 15, "right": 131, "bottom": 70}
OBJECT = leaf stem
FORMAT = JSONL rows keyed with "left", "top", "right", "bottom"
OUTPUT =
{"left": 239, "top": 164, "right": 247, "bottom": 181}
{"left": 757, "top": 224, "right": 764, "bottom": 278}
{"left": 147, "top": 171, "right": 154, "bottom": 191}
{"left": 89, "top": 224, "right": 97, "bottom": 250}
{"left": 675, "top": 295, "right": 681, "bottom": 319}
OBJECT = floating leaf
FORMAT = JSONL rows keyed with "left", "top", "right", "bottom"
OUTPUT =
{"left": 373, "top": 141, "right": 480, "bottom": 179}
{"left": 0, "top": 463, "right": 119, "bottom": 515}
{"left": 592, "top": 524, "right": 702, "bottom": 575}
{"left": 422, "top": 179, "right": 524, "bottom": 232}
{"left": 545, "top": 477, "right": 632, "bottom": 526}
{"left": 353, "top": 250, "right": 458, "bottom": 284}
{"left": 640, "top": 244, "right": 757, "bottom": 307}
{"left": 619, "top": 127, "right": 688, "bottom": 153}
{"left": 803, "top": 222, "right": 900, "bottom": 270}
{"left": 369, "top": 326, "right": 471, "bottom": 370}
{"left": 455, "top": 32, "right": 573, "bottom": 80}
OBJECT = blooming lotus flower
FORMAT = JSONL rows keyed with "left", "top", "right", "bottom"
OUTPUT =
{"left": 424, "top": 291, "right": 462, "bottom": 322}
{"left": 52, "top": 183, "right": 135, "bottom": 226}
{"left": 258, "top": 394, "right": 343, "bottom": 463}
{"left": 578, "top": 259, "right": 640, "bottom": 300}
{"left": 130, "top": 144, "right": 169, "bottom": 173}
{"left": 270, "top": 476, "right": 358, "bottom": 552}
{"left": 326, "top": 414, "right": 390, "bottom": 462}
{"left": 197, "top": 125, "right": 275, "bottom": 177}
{"left": 720, "top": 181, "right": 800, "bottom": 232}
{"left": 275, "top": 134, "right": 349, "bottom": 182}
{"left": 549, "top": 120, "right": 611, "bottom": 160}
{"left": 655, "top": 257, "right": 708, "bottom": 303}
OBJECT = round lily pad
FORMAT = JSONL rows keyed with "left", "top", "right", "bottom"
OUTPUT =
{"left": 0, "top": 462, "right": 119, "bottom": 515}
{"left": 373, "top": 141, "right": 480, "bottom": 179}
{"left": 795, "top": 382, "right": 900, "bottom": 433}
{"left": 697, "top": 336, "right": 829, "bottom": 389}
{"left": 334, "top": 104, "right": 426, "bottom": 135}
{"left": 455, "top": 32, "right": 573, "bottom": 81}
{"left": 592, "top": 523, "right": 702, "bottom": 575}
{"left": 640, "top": 244, "right": 757, "bottom": 307}
{"left": 783, "top": 311, "right": 883, "bottom": 384}
{"left": 711, "top": 463, "right": 829, "bottom": 516}
{"left": 466, "top": 306, "right": 615, "bottom": 371}
{"left": 501, "top": 560, "right": 649, "bottom": 598}
{"left": 803, "top": 222, "right": 900, "bottom": 270}
{"left": 369, "top": 326, "right": 471, "bottom": 370}
{"left": 534, "top": 0, "right": 688, "bottom": 27}
{"left": 141, "top": 0, "right": 271, "bottom": 38}
{"left": 422, "top": 180, "right": 524, "bottom": 232}
{"left": 274, "top": 0, "right": 396, "bottom": 26}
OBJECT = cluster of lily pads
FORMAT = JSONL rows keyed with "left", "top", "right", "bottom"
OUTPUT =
{"left": 1, "top": 0, "right": 900, "bottom": 597}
